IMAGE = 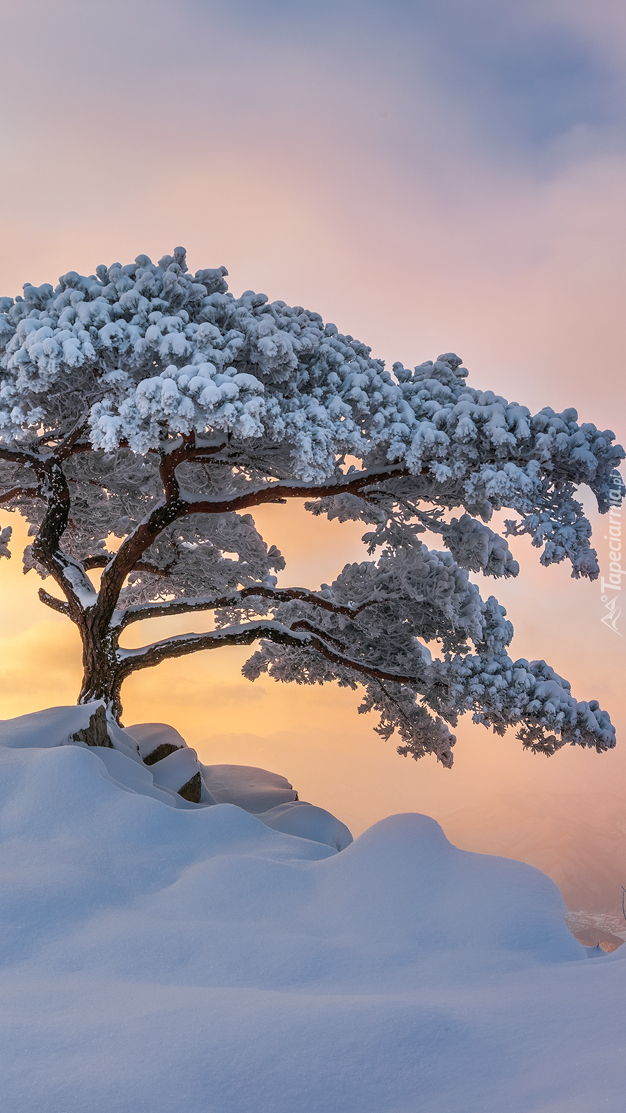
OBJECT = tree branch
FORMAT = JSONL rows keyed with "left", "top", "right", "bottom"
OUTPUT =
{"left": 180, "top": 464, "right": 414, "bottom": 517}
{"left": 83, "top": 554, "right": 175, "bottom": 576}
{"left": 117, "top": 584, "right": 372, "bottom": 629}
{"left": 56, "top": 421, "right": 91, "bottom": 462}
{"left": 115, "top": 619, "right": 420, "bottom": 687}
{"left": 38, "top": 588, "right": 71, "bottom": 616}
{"left": 30, "top": 460, "right": 95, "bottom": 617}
{"left": 0, "top": 486, "right": 39, "bottom": 503}
{"left": 97, "top": 463, "right": 417, "bottom": 635}
{"left": 0, "top": 444, "right": 42, "bottom": 467}
{"left": 159, "top": 446, "right": 183, "bottom": 503}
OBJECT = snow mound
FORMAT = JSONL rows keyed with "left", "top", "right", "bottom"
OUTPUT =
{"left": 124, "top": 721, "right": 188, "bottom": 761}
{"left": 0, "top": 708, "right": 352, "bottom": 847}
{"left": 200, "top": 760, "right": 298, "bottom": 811}
{"left": 443, "top": 790, "right": 626, "bottom": 917}
{"left": 125, "top": 719, "right": 352, "bottom": 848}
{"left": 0, "top": 702, "right": 121, "bottom": 750}
{"left": 257, "top": 800, "right": 354, "bottom": 850}
{"left": 1, "top": 709, "right": 624, "bottom": 1112}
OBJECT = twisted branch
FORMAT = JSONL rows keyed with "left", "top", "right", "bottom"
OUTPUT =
{"left": 117, "top": 583, "right": 373, "bottom": 629}
{"left": 115, "top": 619, "right": 420, "bottom": 687}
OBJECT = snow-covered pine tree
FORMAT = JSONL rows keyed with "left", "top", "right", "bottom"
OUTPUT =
{"left": 0, "top": 248, "right": 622, "bottom": 765}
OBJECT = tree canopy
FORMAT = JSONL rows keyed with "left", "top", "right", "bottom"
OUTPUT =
{"left": 0, "top": 247, "right": 623, "bottom": 765}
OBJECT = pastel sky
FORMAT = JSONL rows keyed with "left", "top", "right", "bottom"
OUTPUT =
{"left": 0, "top": 0, "right": 625, "bottom": 834}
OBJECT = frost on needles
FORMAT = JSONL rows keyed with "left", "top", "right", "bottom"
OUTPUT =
{"left": 0, "top": 247, "right": 623, "bottom": 765}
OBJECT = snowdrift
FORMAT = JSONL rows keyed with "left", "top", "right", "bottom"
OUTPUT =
{"left": 0, "top": 706, "right": 625, "bottom": 1113}
{"left": 0, "top": 703, "right": 353, "bottom": 850}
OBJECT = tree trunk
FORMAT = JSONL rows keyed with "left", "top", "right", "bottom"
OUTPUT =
{"left": 77, "top": 613, "right": 124, "bottom": 722}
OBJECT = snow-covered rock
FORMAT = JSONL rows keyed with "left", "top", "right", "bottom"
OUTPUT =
{"left": 257, "top": 800, "right": 353, "bottom": 850}
{"left": 200, "top": 761, "right": 298, "bottom": 812}
{"left": 0, "top": 707, "right": 352, "bottom": 846}
{"left": 145, "top": 746, "right": 216, "bottom": 804}
{"left": 0, "top": 702, "right": 119, "bottom": 751}
{"left": 125, "top": 721, "right": 352, "bottom": 847}
{"left": 1, "top": 707, "right": 625, "bottom": 1112}
{"left": 124, "top": 721, "right": 187, "bottom": 763}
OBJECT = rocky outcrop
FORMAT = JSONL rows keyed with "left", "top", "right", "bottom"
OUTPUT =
{"left": 143, "top": 743, "right": 182, "bottom": 766}
{"left": 69, "top": 705, "right": 112, "bottom": 748}
{"left": 177, "top": 772, "right": 202, "bottom": 803}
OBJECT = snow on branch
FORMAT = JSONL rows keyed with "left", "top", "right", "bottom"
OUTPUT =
{"left": 0, "top": 525, "right": 11, "bottom": 559}
{"left": 116, "top": 583, "right": 371, "bottom": 629}
{"left": 246, "top": 637, "right": 615, "bottom": 767}
{"left": 116, "top": 619, "right": 424, "bottom": 683}
{"left": 0, "top": 248, "right": 622, "bottom": 743}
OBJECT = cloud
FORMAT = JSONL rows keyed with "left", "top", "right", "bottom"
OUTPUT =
{"left": 3, "top": 0, "right": 625, "bottom": 174}
{"left": 180, "top": 0, "right": 626, "bottom": 166}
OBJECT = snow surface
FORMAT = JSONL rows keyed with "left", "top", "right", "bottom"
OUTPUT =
{"left": 0, "top": 707, "right": 354, "bottom": 846}
{"left": 125, "top": 721, "right": 188, "bottom": 761}
{"left": 199, "top": 760, "right": 299, "bottom": 812}
{"left": 1, "top": 709, "right": 626, "bottom": 1112}
{"left": 122, "top": 719, "right": 353, "bottom": 848}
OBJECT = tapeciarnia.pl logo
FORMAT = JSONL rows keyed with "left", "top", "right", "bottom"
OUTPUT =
{"left": 600, "top": 475, "right": 623, "bottom": 635}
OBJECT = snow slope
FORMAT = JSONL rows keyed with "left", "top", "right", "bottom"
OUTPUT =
{"left": 0, "top": 709, "right": 625, "bottom": 1112}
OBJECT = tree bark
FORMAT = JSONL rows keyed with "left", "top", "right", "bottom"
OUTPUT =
{"left": 77, "top": 613, "right": 124, "bottom": 721}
